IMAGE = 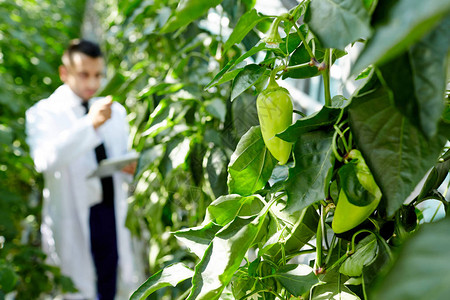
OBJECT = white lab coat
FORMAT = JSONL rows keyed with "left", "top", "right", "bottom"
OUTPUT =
{"left": 26, "top": 85, "right": 141, "bottom": 299}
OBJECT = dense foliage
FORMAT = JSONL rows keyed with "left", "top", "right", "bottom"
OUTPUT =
{"left": 103, "top": 0, "right": 448, "bottom": 299}
{"left": 0, "top": 0, "right": 85, "bottom": 298}
{"left": 1, "top": 0, "right": 449, "bottom": 299}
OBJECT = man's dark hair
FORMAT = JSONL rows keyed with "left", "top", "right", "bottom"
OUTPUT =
{"left": 62, "top": 39, "right": 102, "bottom": 66}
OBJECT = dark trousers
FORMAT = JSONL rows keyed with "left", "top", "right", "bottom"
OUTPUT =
{"left": 89, "top": 202, "right": 118, "bottom": 300}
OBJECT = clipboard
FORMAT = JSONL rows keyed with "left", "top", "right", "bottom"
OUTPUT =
{"left": 88, "top": 152, "right": 139, "bottom": 178}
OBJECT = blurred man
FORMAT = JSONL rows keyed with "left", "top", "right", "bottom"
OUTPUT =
{"left": 26, "top": 39, "right": 139, "bottom": 300}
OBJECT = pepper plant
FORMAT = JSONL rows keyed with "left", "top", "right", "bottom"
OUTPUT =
{"left": 126, "top": 0, "right": 450, "bottom": 299}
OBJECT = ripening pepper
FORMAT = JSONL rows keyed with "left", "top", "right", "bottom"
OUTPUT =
{"left": 332, "top": 149, "right": 382, "bottom": 234}
{"left": 256, "top": 77, "right": 293, "bottom": 165}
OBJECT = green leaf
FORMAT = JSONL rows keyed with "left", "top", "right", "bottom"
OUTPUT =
{"left": 331, "top": 95, "right": 347, "bottom": 108}
{"left": 311, "top": 269, "right": 360, "bottom": 300}
{"left": 205, "top": 98, "right": 227, "bottom": 122}
{"left": 142, "top": 99, "right": 173, "bottom": 137}
{"left": 348, "top": 75, "right": 447, "bottom": 216}
{"left": 205, "top": 43, "right": 267, "bottom": 90}
{"left": 362, "top": 0, "right": 378, "bottom": 14}
{"left": 95, "top": 71, "right": 127, "bottom": 97}
{"left": 305, "top": 0, "right": 371, "bottom": 50}
{"left": 340, "top": 234, "right": 378, "bottom": 277}
{"left": 135, "top": 144, "right": 165, "bottom": 177}
{"left": 161, "top": 0, "right": 223, "bottom": 33}
{"left": 130, "top": 263, "right": 194, "bottom": 300}
{"left": 231, "top": 273, "right": 261, "bottom": 299}
{"left": 159, "top": 136, "right": 192, "bottom": 176}
{"left": 352, "top": 0, "right": 450, "bottom": 74}
{"left": 206, "top": 147, "right": 229, "bottom": 198}
{"left": 187, "top": 215, "right": 266, "bottom": 300}
{"left": 210, "top": 68, "right": 243, "bottom": 88}
{"left": 278, "top": 106, "right": 341, "bottom": 142}
{"left": 174, "top": 222, "right": 222, "bottom": 258}
{"left": 0, "top": 264, "right": 18, "bottom": 293}
{"left": 377, "top": 32, "right": 448, "bottom": 138}
{"left": 261, "top": 205, "right": 319, "bottom": 259}
{"left": 285, "top": 130, "right": 334, "bottom": 214}
{"left": 231, "top": 64, "right": 265, "bottom": 101}
{"left": 361, "top": 233, "right": 393, "bottom": 286}
{"left": 274, "top": 264, "right": 318, "bottom": 297}
{"left": 283, "top": 39, "right": 346, "bottom": 79}
{"left": 355, "top": 66, "right": 373, "bottom": 81}
{"left": 278, "top": 25, "right": 309, "bottom": 56}
{"left": 228, "top": 126, "right": 277, "bottom": 196}
{"left": 0, "top": 125, "right": 13, "bottom": 145}
{"left": 370, "top": 217, "right": 450, "bottom": 300}
{"left": 223, "top": 9, "right": 268, "bottom": 53}
{"left": 207, "top": 194, "right": 264, "bottom": 226}
{"left": 409, "top": 16, "right": 450, "bottom": 137}
{"left": 418, "top": 150, "right": 450, "bottom": 200}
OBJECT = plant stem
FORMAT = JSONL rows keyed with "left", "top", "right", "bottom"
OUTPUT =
{"left": 430, "top": 202, "right": 443, "bottom": 222}
{"left": 332, "top": 129, "right": 344, "bottom": 162}
{"left": 292, "top": 22, "right": 314, "bottom": 59}
{"left": 268, "top": 64, "right": 286, "bottom": 88}
{"left": 322, "top": 48, "right": 332, "bottom": 106}
{"left": 333, "top": 125, "right": 350, "bottom": 154}
{"left": 324, "top": 235, "right": 337, "bottom": 266}
{"left": 327, "top": 242, "right": 351, "bottom": 272}
{"left": 282, "top": 249, "right": 318, "bottom": 263}
{"left": 285, "top": 61, "right": 310, "bottom": 71}
{"left": 293, "top": 109, "right": 306, "bottom": 117}
{"left": 315, "top": 205, "right": 324, "bottom": 270}
{"left": 281, "top": 243, "right": 287, "bottom": 266}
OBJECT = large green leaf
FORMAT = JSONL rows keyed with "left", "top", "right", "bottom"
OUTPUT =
{"left": 305, "top": 0, "right": 371, "bottom": 50}
{"left": 408, "top": 17, "right": 450, "bottom": 137}
{"left": 378, "top": 16, "right": 449, "bottom": 138}
{"left": 174, "top": 222, "right": 222, "bottom": 258}
{"left": 228, "top": 126, "right": 277, "bottom": 196}
{"left": 274, "top": 264, "right": 319, "bottom": 297}
{"left": 285, "top": 130, "right": 334, "bottom": 214}
{"left": 348, "top": 75, "right": 447, "bottom": 216}
{"left": 352, "top": 0, "right": 450, "bottom": 73}
{"left": 340, "top": 234, "right": 378, "bottom": 277}
{"left": 130, "top": 263, "right": 194, "bottom": 300}
{"left": 370, "top": 217, "right": 450, "bottom": 299}
{"left": 223, "top": 9, "right": 268, "bottom": 53}
{"left": 161, "top": 0, "right": 223, "bottom": 33}
{"left": 187, "top": 214, "right": 266, "bottom": 300}
{"left": 278, "top": 106, "right": 341, "bottom": 142}
{"left": 230, "top": 64, "right": 265, "bottom": 101}
{"left": 206, "top": 194, "right": 264, "bottom": 226}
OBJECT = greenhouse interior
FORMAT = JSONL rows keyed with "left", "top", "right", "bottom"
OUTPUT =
{"left": 0, "top": 0, "right": 449, "bottom": 299}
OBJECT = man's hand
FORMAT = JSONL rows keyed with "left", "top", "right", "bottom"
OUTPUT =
{"left": 89, "top": 96, "right": 113, "bottom": 129}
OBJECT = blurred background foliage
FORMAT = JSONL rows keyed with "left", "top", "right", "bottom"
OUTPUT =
{"left": 0, "top": 0, "right": 276, "bottom": 298}
{"left": 0, "top": 0, "right": 86, "bottom": 298}
{"left": 93, "top": 1, "right": 273, "bottom": 298}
